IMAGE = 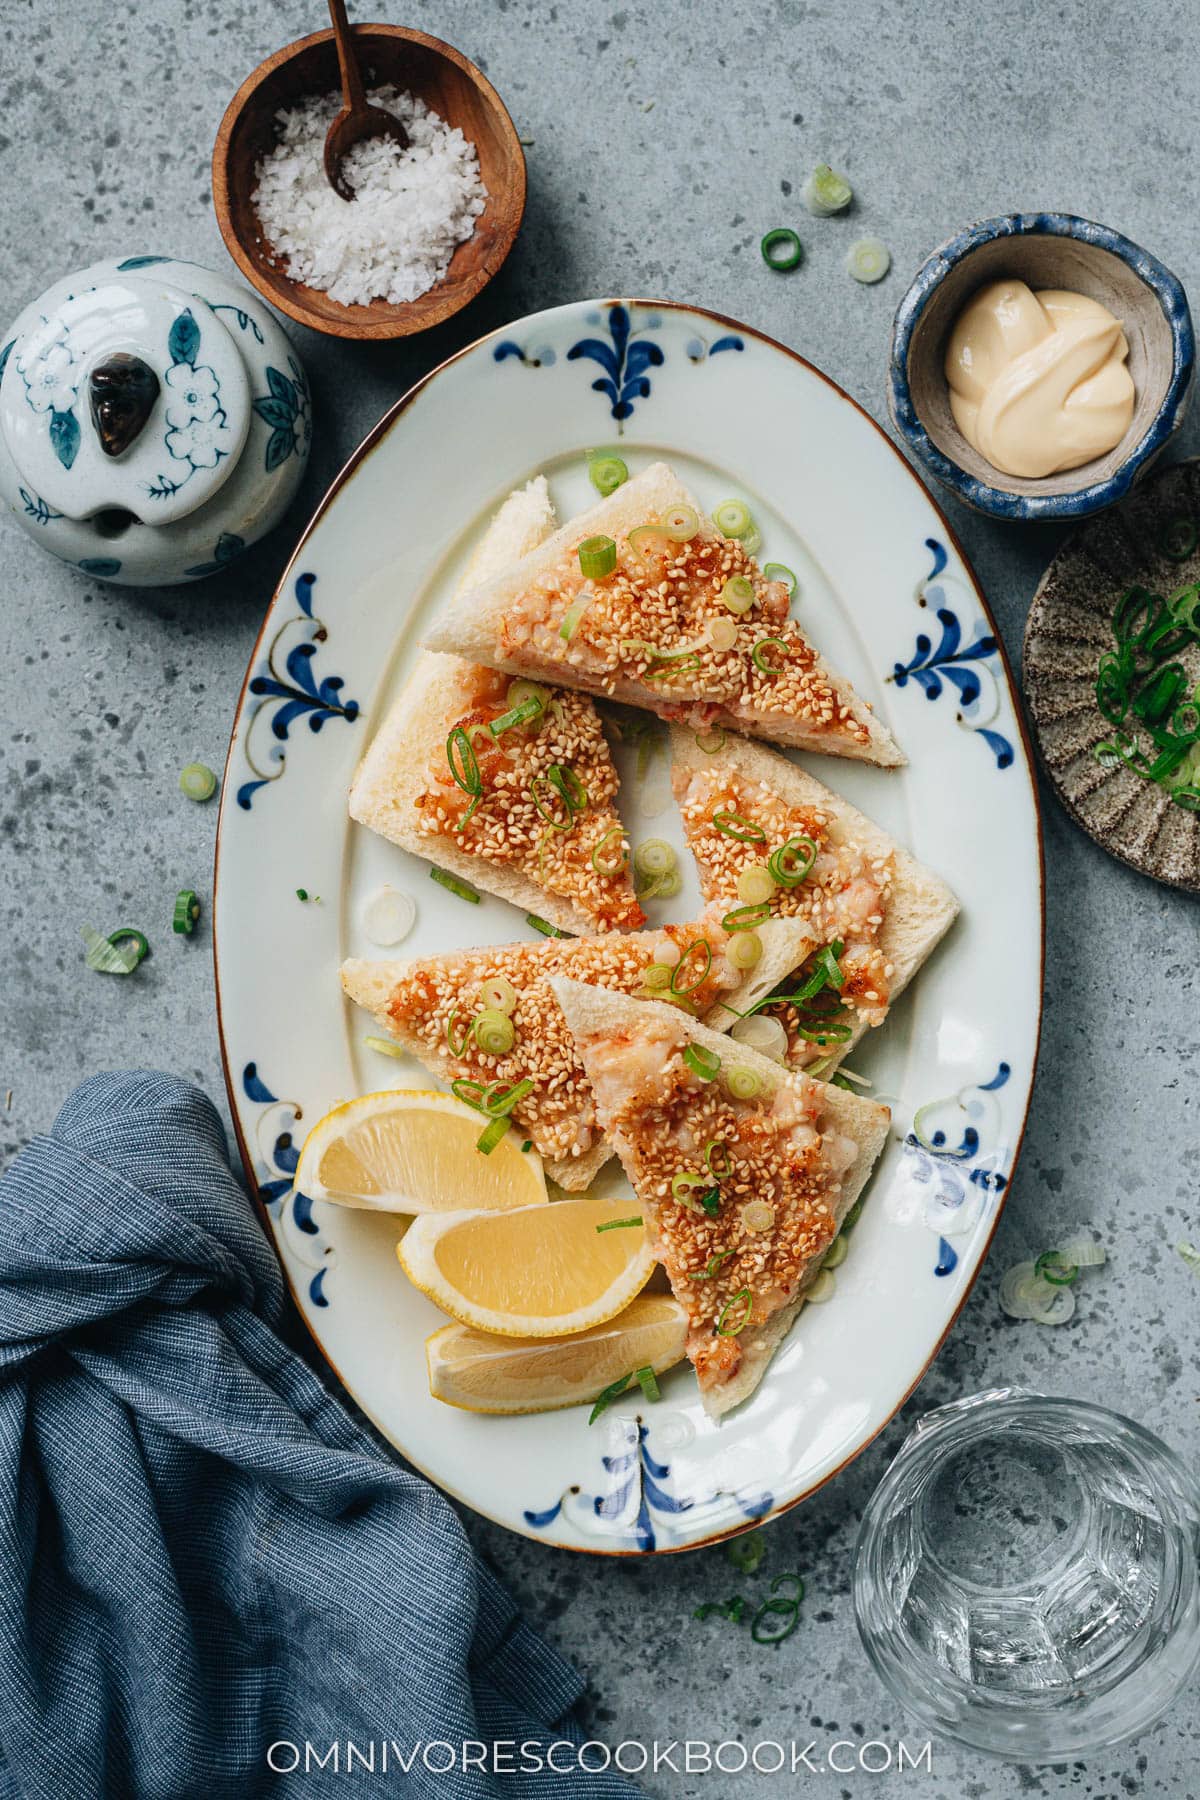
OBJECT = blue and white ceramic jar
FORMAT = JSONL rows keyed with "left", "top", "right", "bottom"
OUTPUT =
{"left": 0, "top": 256, "right": 311, "bottom": 585}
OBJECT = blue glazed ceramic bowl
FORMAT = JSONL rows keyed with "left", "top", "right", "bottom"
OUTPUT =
{"left": 888, "top": 213, "right": 1194, "bottom": 522}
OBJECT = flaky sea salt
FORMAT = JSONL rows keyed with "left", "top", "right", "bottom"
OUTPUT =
{"left": 251, "top": 86, "right": 488, "bottom": 307}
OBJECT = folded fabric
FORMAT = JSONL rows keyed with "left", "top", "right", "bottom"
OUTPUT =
{"left": 0, "top": 1072, "right": 639, "bottom": 1800}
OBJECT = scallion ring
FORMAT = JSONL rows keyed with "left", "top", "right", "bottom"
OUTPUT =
{"left": 81, "top": 925, "right": 144, "bottom": 975}
{"left": 683, "top": 1044, "right": 721, "bottom": 1082}
{"left": 761, "top": 562, "right": 798, "bottom": 598}
{"left": 695, "top": 724, "right": 729, "bottom": 751}
{"left": 596, "top": 1215, "right": 644, "bottom": 1233}
{"left": 107, "top": 927, "right": 150, "bottom": 964}
{"left": 431, "top": 867, "right": 481, "bottom": 904}
{"left": 662, "top": 504, "right": 700, "bottom": 541}
{"left": 672, "top": 1171, "right": 708, "bottom": 1209}
{"left": 526, "top": 912, "right": 572, "bottom": 939}
{"left": 726, "top": 930, "right": 763, "bottom": 971}
{"left": 445, "top": 727, "right": 483, "bottom": 828}
{"left": 172, "top": 890, "right": 200, "bottom": 935}
{"left": 588, "top": 453, "right": 628, "bottom": 497}
{"left": 752, "top": 637, "right": 789, "bottom": 674}
{"left": 768, "top": 835, "right": 818, "bottom": 887}
{"left": 591, "top": 826, "right": 628, "bottom": 875}
{"left": 761, "top": 228, "right": 803, "bottom": 272}
{"left": 726, "top": 1065, "right": 765, "bottom": 1102}
{"left": 846, "top": 237, "right": 891, "bottom": 284}
{"left": 1034, "top": 1249, "right": 1079, "bottom": 1287}
{"left": 547, "top": 763, "right": 589, "bottom": 813}
{"left": 578, "top": 534, "right": 617, "bottom": 580}
{"left": 451, "top": 1078, "right": 487, "bottom": 1109}
{"left": 704, "top": 1138, "right": 731, "bottom": 1179}
{"left": 641, "top": 962, "right": 673, "bottom": 991}
{"left": 644, "top": 651, "right": 701, "bottom": 681}
{"left": 802, "top": 162, "right": 853, "bottom": 215}
{"left": 481, "top": 1077, "right": 534, "bottom": 1117}
{"left": 489, "top": 696, "right": 542, "bottom": 736}
{"left": 473, "top": 1009, "right": 516, "bottom": 1056}
{"left": 722, "top": 902, "right": 772, "bottom": 933}
{"left": 713, "top": 807, "right": 766, "bottom": 843}
{"left": 530, "top": 774, "right": 575, "bottom": 832}
{"left": 716, "top": 1288, "right": 754, "bottom": 1336}
{"left": 633, "top": 838, "right": 677, "bottom": 880}
{"left": 445, "top": 1007, "right": 470, "bottom": 1057}
{"left": 691, "top": 1251, "right": 734, "bottom": 1280}
{"left": 720, "top": 575, "right": 756, "bottom": 615}
{"left": 179, "top": 761, "right": 217, "bottom": 802}
{"left": 736, "top": 863, "right": 776, "bottom": 906}
{"left": 671, "top": 938, "right": 712, "bottom": 995}
{"left": 559, "top": 596, "right": 590, "bottom": 641}
{"left": 1160, "top": 517, "right": 1197, "bottom": 562}
{"left": 475, "top": 1115, "right": 511, "bottom": 1156}
{"left": 479, "top": 975, "right": 517, "bottom": 1015}
{"left": 713, "top": 499, "right": 753, "bottom": 539}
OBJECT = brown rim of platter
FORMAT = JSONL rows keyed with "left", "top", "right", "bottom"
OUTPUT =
{"left": 1024, "top": 457, "right": 1200, "bottom": 894}
{"left": 213, "top": 298, "right": 1048, "bottom": 1554}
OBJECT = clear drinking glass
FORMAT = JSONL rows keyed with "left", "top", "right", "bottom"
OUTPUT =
{"left": 853, "top": 1389, "right": 1200, "bottom": 1760}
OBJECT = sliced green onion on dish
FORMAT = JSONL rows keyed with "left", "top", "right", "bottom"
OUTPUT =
{"left": 725, "top": 1064, "right": 765, "bottom": 1101}
{"left": 179, "top": 761, "right": 217, "bottom": 802}
{"left": 479, "top": 974, "right": 517, "bottom": 1015}
{"left": 640, "top": 867, "right": 682, "bottom": 901}
{"left": 760, "top": 228, "right": 803, "bottom": 272}
{"left": 695, "top": 724, "right": 729, "bottom": 751}
{"left": 716, "top": 1288, "right": 753, "bottom": 1335}
{"left": 720, "top": 575, "right": 756, "bottom": 615}
{"left": 683, "top": 1043, "right": 721, "bottom": 1082}
{"left": 726, "top": 1531, "right": 765, "bottom": 1575}
{"left": 691, "top": 1250, "right": 734, "bottom": 1280}
{"left": 671, "top": 1171, "right": 709, "bottom": 1208}
{"left": 671, "top": 938, "right": 712, "bottom": 995}
{"left": 634, "top": 838, "right": 677, "bottom": 879}
{"left": 713, "top": 499, "right": 754, "bottom": 540}
{"left": 430, "top": 867, "right": 481, "bottom": 903}
{"left": 635, "top": 1365, "right": 661, "bottom": 1403}
{"left": 588, "top": 453, "right": 628, "bottom": 497}
{"left": 627, "top": 523, "right": 669, "bottom": 563}
{"left": 451, "top": 1077, "right": 487, "bottom": 1109}
{"left": 698, "top": 1186, "right": 721, "bottom": 1217}
{"left": 999, "top": 1261, "right": 1077, "bottom": 1326}
{"left": 722, "top": 901, "right": 772, "bottom": 933}
{"left": 822, "top": 1234, "right": 849, "bottom": 1270}
{"left": 704, "top": 1138, "right": 731, "bottom": 1178}
{"left": 1177, "top": 1241, "right": 1200, "bottom": 1274}
{"left": 802, "top": 162, "right": 853, "bottom": 216}
{"left": 559, "top": 596, "right": 590, "bottom": 641}
{"left": 473, "top": 1009, "right": 517, "bottom": 1056}
{"left": 1057, "top": 1232, "right": 1106, "bottom": 1269}
{"left": 805, "top": 1269, "right": 837, "bottom": 1303}
{"left": 489, "top": 695, "right": 543, "bottom": 736}
{"left": 506, "top": 678, "right": 552, "bottom": 716}
{"left": 1159, "top": 517, "right": 1197, "bottom": 561}
{"left": 846, "top": 237, "right": 891, "bottom": 284}
{"left": 548, "top": 763, "right": 589, "bottom": 812}
{"left": 106, "top": 926, "right": 150, "bottom": 964}
{"left": 730, "top": 1013, "right": 788, "bottom": 1064}
{"left": 644, "top": 651, "right": 701, "bottom": 681}
{"left": 705, "top": 617, "right": 739, "bottom": 654}
{"left": 736, "top": 863, "right": 776, "bottom": 906}
{"left": 762, "top": 562, "right": 798, "bottom": 598}
{"left": 1034, "top": 1249, "right": 1079, "bottom": 1287}
{"left": 591, "top": 826, "right": 628, "bottom": 875}
{"left": 81, "top": 924, "right": 144, "bottom": 975}
{"left": 641, "top": 962, "right": 673, "bottom": 991}
{"left": 172, "top": 890, "right": 201, "bottom": 935}
{"left": 713, "top": 807, "right": 766, "bottom": 842}
{"left": 482, "top": 1078, "right": 535, "bottom": 1117}
{"left": 726, "top": 930, "right": 763, "bottom": 971}
{"left": 595, "top": 1216, "right": 644, "bottom": 1234}
{"left": 525, "top": 912, "right": 572, "bottom": 938}
{"left": 751, "top": 637, "right": 789, "bottom": 674}
{"left": 768, "top": 835, "right": 818, "bottom": 887}
{"left": 662, "top": 504, "right": 700, "bottom": 541}
{"left": 530, "top": 775, "right": 575, "bottom": 832}
{"left": 445, "top": 1008, "right": 471, "bottom": 1056}
{"left": 364, "top": 1034, "right": 407, "bottom": 1058}
{"left": 446, "top": 726, "right": 483, "bottom": 827}
{"left": 476, "top": 1115, "right": 512, "bottom": 1155}
{"left": 740, "top": 523, "right": 762, "bottom": 556}
{"left": 578, "top": 534, "right": 617, "bottom": 580}
{"left": 588, "top": 1371, "right": 634, "bottom": 1424}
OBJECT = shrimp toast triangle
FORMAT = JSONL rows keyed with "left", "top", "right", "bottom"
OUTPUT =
{"left": 423, "top": 462, "right": 904, "bottom": 767}
{"left": 341, "top": 912, "right": 817, "bottom": 1191}
{"left": 349, "top": 478, "right": 643, "bottom": 936}
{"left": 550, "top": 978, "right": 891, "bottom": 1417}
{"left": 671, "top": 727, "right": 959, "bottom": 1072}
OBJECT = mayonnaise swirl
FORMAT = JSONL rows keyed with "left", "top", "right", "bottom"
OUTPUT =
{"left": 944, "top": 279, "right": 1135, "bottom": 479}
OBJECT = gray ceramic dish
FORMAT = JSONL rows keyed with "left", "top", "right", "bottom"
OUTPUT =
{"left": 889, "top": 213, "right": 1194, "bottom": 522}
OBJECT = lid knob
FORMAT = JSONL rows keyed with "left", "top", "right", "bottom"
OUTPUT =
{"left": 88, "top": 353, "right": 160, "bottom": 458}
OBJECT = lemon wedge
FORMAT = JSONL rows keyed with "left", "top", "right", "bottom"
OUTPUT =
{"left": 426, "top": 1294, "right": 688, "bottom": 1414}
{"left": 293, "top": 1089, "right": 547, "bottom": 1214}
{"left": 397, "top": 1195, "right": 655, "bottom": 1337}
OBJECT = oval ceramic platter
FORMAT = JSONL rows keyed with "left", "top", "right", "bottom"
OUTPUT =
{"left": 214, "top": 300, "right": 1044, "bottom": 1554}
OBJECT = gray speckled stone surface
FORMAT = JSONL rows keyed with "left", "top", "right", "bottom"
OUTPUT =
{"left": 2, "top": 1, "right": 1198, "bottom": 1794}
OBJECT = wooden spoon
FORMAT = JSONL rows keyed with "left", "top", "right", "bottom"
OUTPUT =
{"left": 322, "top": 0, "right": 409, "bottom": 200}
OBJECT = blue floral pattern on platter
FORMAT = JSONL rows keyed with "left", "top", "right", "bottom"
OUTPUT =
{"left": 236, "top": 570, "right": 360, "bottom": 810}
{"left": 495, "top": 303, "right": 667, "bottom": 429}
{"left": 525, "top": 1416, "right": 772, "bottom": 1552}
{"left": 891, "top": 538, "right": 1015, "bottom": 770}
{"left": 241, "top": 1062, "right": 333, "bottom": 1308}
{"left": 900, "top": 1062, "right": 1011, "bottom": 1276}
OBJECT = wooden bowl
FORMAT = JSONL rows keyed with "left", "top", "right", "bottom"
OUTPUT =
{"left": 212, "top": 24, "right": 526, "bottom": 340}
{"left": 888, "top": 214, "right": 1194, "bottom": 521}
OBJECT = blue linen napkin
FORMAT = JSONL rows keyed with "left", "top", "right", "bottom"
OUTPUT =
{"left": 0, "top": 1072, "right": 639, "bottom": 1800}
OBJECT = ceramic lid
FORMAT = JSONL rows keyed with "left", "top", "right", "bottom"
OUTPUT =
{"left": 0, "top": 274, "right": 250, "bottom": 526}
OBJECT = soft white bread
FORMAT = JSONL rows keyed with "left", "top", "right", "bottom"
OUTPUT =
{"left": 340, "top": 912, "right": 816, "bottom": 1191}
{"left": 424, "top": 461, "right": 904, "bottom": 767}
{"left": 549, "top": 977, "right": 891, "bottom": 1417}
{"left": 671, "top": 726, "right": 959, "bottom": 1066}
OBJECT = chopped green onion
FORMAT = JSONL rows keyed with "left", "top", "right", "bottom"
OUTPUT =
{"left": 802, "top": 162, "right": 853, "bottom": 215}
{"left": 641, "top": 962, "right": 673, "bottom": 991}
{"left": 445, "top": 1008, "right": 470, "bottom": 1056}
{"left": 805, "top": 1269, "right": 837, "bottom": 1303}
{"left": 823, "top": 1234, "right": 849, "bottom": 1270}
{"left": 521, "top": 1140, "right": 533, "bottom": 1153}
{"left": 530, "top": 775, "right": 575, "bottom": 831}
{"left": 172, "top": 890, "right": 200, "bottom": 935}
{"left": 588, "top": 453, "right": 628, "bottom": 497}
{"left": 107, "top": 926, "right": 150, "bottom": 964}
{"left": 578, "top": 534, "right": 617, "bottom": 579}
{"left": 672, "top": 1172, "right": 708, "bottom": 1210}
{"left": 726, "top": 1531, "right": 766, "bottom": 1575}
{"left": 1034, "top": 1249, "right": 1079, "bottom": 1287}
{"left": 1177, "top": 1241, "right": 1200, "bottom": 1274}
{"left": 431, "top": 867, "right": 480, "bottom": 903}
{"left": 627, "top": 523, "right": 669, "bottom": 563}
{"left": 693, "top": 1596, "right": 748, "bottom": 1624}
{"left": 559, "top": 596, "right": 590, "bottom": 641}
{"left": 768, "top": 836, "right": 818, "bottom": 887}
{"left": 452, "top": 1077, "right": 487, "bottom": 1109}
{"left": 671, "top": 938, "right": 712, "bottom": 995}
{"left": 476, "top": 1115, "right": 512, "bottom": 1155}
{"left": 698, "top": 1186, "right": 721, "bottom": 1217}
{"left": 179, "top": 761, "right": 217, "bottom": 803}
{"left": 364, "top": 1034, "right": 406, "bottom": 1058}
{"left": 596, "top": 1216, "right": 644, "bottom": 1233}
{"left": 713, "top": 499, "right": 754, "bottom": 539}
{"left": 1058, "top": 1232, "right": 1106, "bottom": 1269}
{"left": 720, "top": 578, "right": 756, "bottom": 619}
{"left": 482, "top": 1078, "right": 534, "bottom": 1117}
{"left": 474, "top": 1008, "right": 516, "bottom": 1056}
{"left": 526, "top": 912, "right": 572, "bottom": 938}
{"left": 727, "top": 930, "right": 763, "bottom": 971}
{"left": 635, "top": 1365, "right": 661, "bottom": 1403}
{"left": 761, "top": 228, "right": 803, "bottom": 271}
{"left": 701, "top": 1144, "right": 729, "bottom": 1185}
{"left": 1159, "top": 517, "right": 1197, "bottom": 562}
{"left": 741, "top": 523, "right": 762, "bottom": 556}
{"left": 81, "top": 924, "right": 144, "bottom": 975}
{"left": 489, "top": 696, "right": 543, "bottom": 736}
{"left": 846, "top": 237, "right": 891, "bottom": 283}
{"left": 713, "top": 807, "right": 766, "bottom": 843}
{"left": 446, "top": 726, "right": 484, "bottom": 828}
{"left": 691, "top": 1251, "right": 734, "bottom": 1280}
{"left": 722, "top": 902, "right": 772, "bottom": 932}
{"left": 507, "top": 678, "right": 552, "bottom": 715}
{"left": 726, "top": 1065, "right": 765, "bottom": 1102}
{"left": 634, "top": 838, "right": 677, "bottom": 879}
{"left": 639, "top": 867, "right": 682, "bottom": 901}
{"left": 736, "top": 864, "right": 776, "bottom": 906}
{"left": 751, "top": 637, "right": 789, "bottom": 674}
{"left": 591, "top": 826, "right": 628, "bottom": 875}
{"left": 479, "top": 975, "right": 517, "bottom": 1015}
{"left": 644, "top": 651, "right": 702, "bottom": 681}
{"left": 717, "top": 1288, "right": 753, "bottom": 1335}
{"left": 589, "top": 1372, "right": 634, "bottom": 1424}
{"left": 705, "top": 616, "right": 739, "bottom": 653}
{"left": 663, "top": 504, "right": 700, "bottom": 540}
{"left": 695, "top": 725, "right": 728, "bottom": 752}
{"left": 295, "top": 888, "right": 309, "bottom": 902}
{"left": 750, "top": 1574, "right": 804, "bottom": 1645}
{"left": 762, "top": 562, "right": 798, "bottom": 598}
{"left": 547, "top": 763, "right": 589, "bottom": 813}
{"left": 684, "top": 1043, "right": 721, "bottom": 1082}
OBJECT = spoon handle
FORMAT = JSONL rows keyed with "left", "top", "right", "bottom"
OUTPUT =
{"left": 328, "top": 0, "right": 368, "bottom": 114}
